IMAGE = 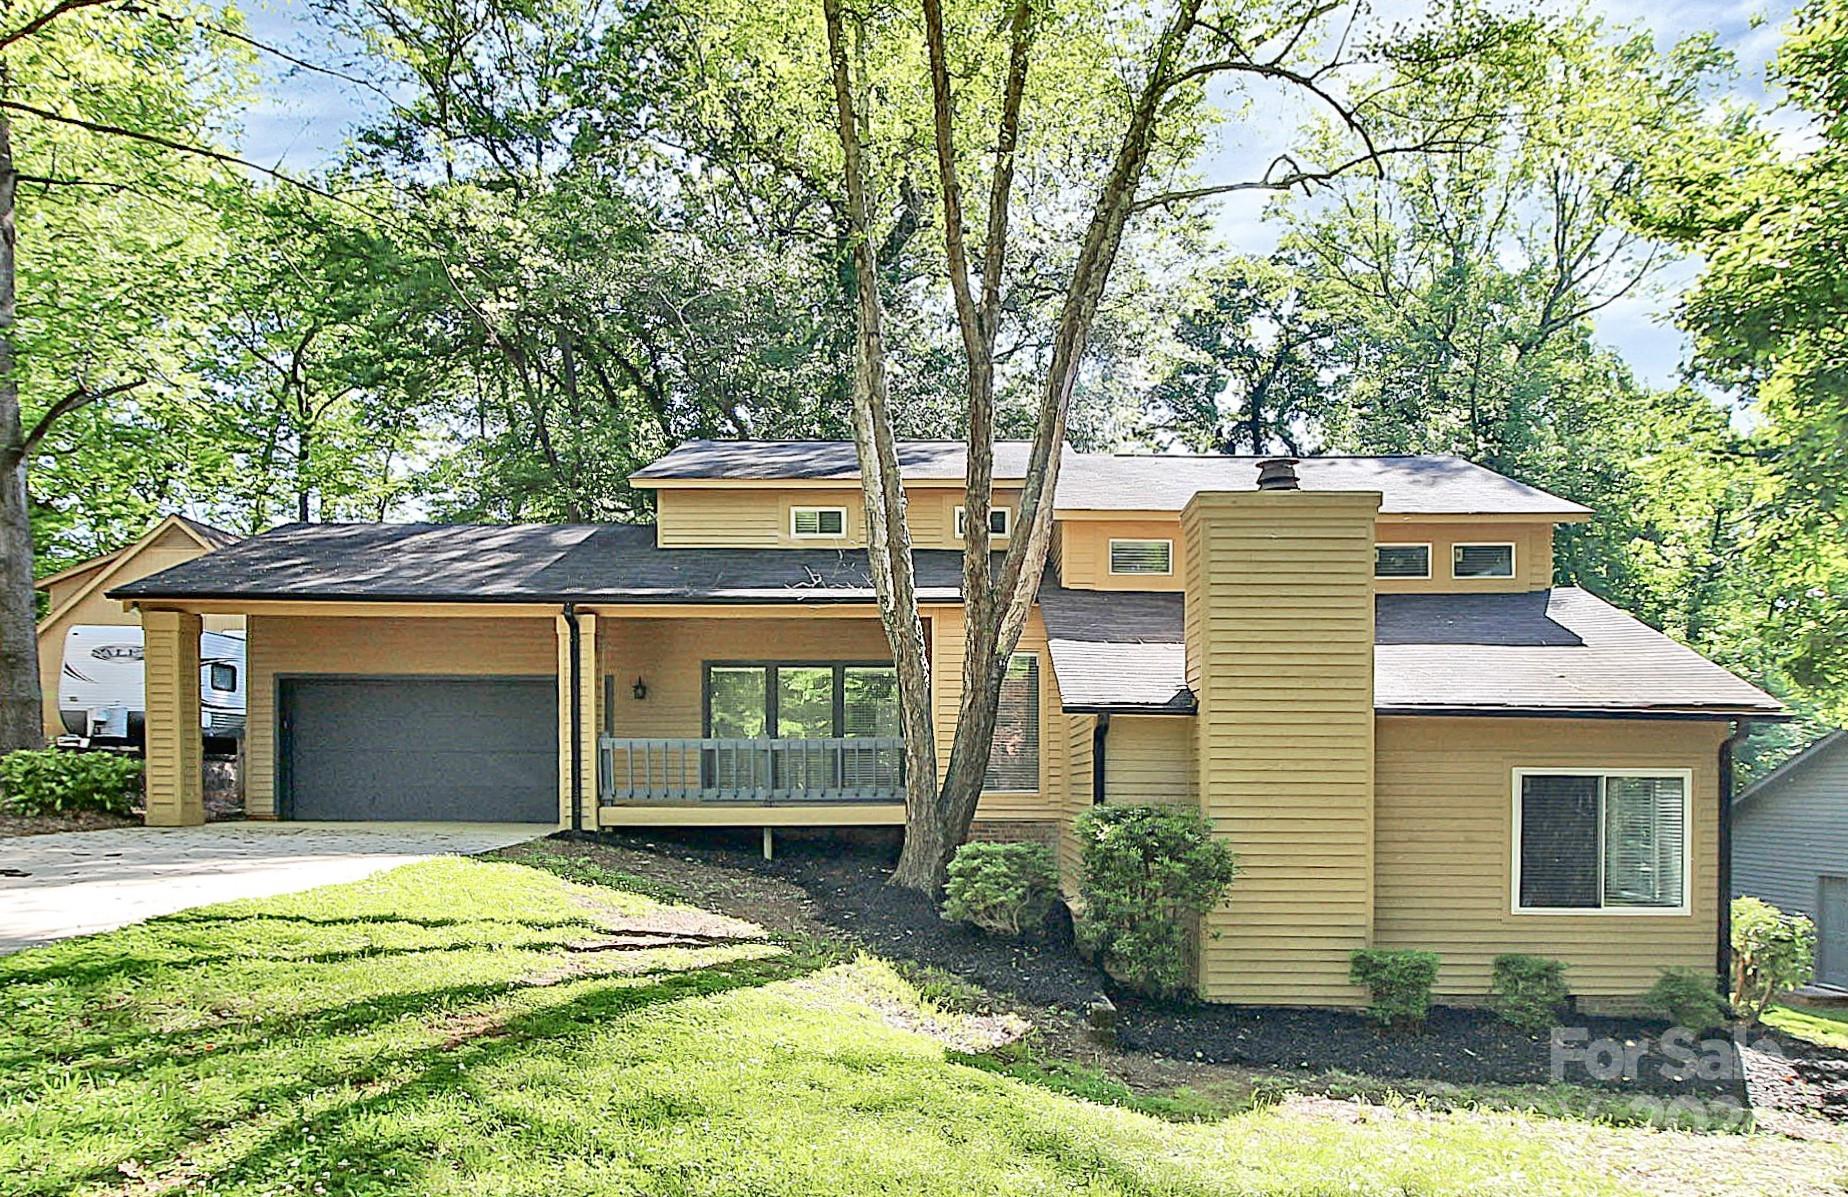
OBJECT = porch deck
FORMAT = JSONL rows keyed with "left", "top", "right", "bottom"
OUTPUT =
{"left": 597, "top": 736, "right": 907, "bottom": 826}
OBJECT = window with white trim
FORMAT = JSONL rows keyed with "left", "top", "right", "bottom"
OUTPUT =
{"left": 954, "top": 505, "right": 1011, "bottom": 539}
{"left": 790, "top": 506, "right": 847, "bottom": 537}
{"left": 1514, "top": 771, "right": 1688, "bottom": 912}
{"left": 1108, "top": 538, "right": 1173, "bottom": 575}
{"left": 984, "top": 654, "right": 1039, "bottom": 791}
{"left": 1453, "top": 542, "right": 1515, "bottom": 578}
{"left": 1374, "top": 543, "right": 1431, "bottom": 579}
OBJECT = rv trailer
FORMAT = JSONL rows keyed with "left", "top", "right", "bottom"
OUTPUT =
{"left": 58, "top": 625, "right": 247, "bottom": 749}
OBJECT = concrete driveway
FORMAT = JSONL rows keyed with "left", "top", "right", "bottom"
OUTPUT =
{"left": 0, "top": 821, "right": 547, "bottom": 955}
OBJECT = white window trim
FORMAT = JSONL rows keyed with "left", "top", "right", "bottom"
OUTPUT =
{"left": 1509, "top": 767, "right": 1694, "bottom": 916}
{"left": 1107, "top": 537, "right": 1174, "bottom": 576}
{"left": 954, "top": 505, "right": 1011, "bottom": 541}
{"left": 789, "top": 506, "right": 848, "bottom": 539}
{"left": 1374, "top": 542, "right": 1432, "bottom": 580}
{"left": 1453, "top": 541, "right": 1517, "bottom": 580}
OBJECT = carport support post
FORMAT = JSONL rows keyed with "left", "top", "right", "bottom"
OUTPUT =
{"left": 142, "top": 608, "right": 205, "bottom": 827}
{"left": 555, "top": 612, "right": 598, "bottom": 833}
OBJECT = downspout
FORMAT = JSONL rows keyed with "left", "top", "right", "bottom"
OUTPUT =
{"left": 563, "top": 602, "right": 583, "bottom": 835}
{"left": 1718, "top": 719, "right": 1752, "bottom": 994}
{"left": 1092, "top": 713, "right": 1110, "bottom": 805}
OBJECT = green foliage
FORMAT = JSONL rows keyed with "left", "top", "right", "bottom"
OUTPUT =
{"left": 1732, "top": 896, "right": 1817, "bottom": 1023}
{"left": 0, "top": 749, "right": 142, "bottom": 816}
{"left": 1643, "top": 968, "right": 1732, "bottom": 1033}
{"left": 1073, "top": 805, "right": 1238, "bottom": 998}
{"left": 941, "top": 842, "right": 1060, "bottom": 938}
{"left": 1349, "top": 949, "right": 1441, "bottom": 1031}
{"left": 1489, "top": 954, "right": 1570, "bottom": 1034}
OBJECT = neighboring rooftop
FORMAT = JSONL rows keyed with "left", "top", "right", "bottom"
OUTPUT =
{"left": 1735, "top": 730, "right": 1848, "bottom": 806}
{"left": 630, "top": 439, "right": 1591, "bottom": 518}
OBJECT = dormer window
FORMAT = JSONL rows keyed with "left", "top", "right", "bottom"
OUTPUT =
{"left": 1109, "top": 539, "right": 1173, "bottom": 575}
{"left": 954, "top": 505, "right": 1011, "bottom": 540}
{"left": 790, "top": 506, "right": 847, "bottom": 538}
{"left": 1453, "top": 543, "right": 1515, "bottom": 579}
{"left": 1374, "top": 544, "right": 1431, "bottom": 579}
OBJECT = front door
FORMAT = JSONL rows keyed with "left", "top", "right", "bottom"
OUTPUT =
{"left": 1820, "top": 876, "right": 1848, "bottom": 989}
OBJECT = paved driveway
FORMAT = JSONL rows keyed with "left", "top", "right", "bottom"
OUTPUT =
{"left": 0, "top": 822, "right": 547, "bottom": 955}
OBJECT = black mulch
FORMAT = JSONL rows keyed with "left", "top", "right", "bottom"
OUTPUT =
{"left": 588, "top": 830, "right": 1841, "bottom": 1103}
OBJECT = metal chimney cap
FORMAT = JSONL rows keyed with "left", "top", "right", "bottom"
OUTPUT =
{"left": 1255, "top": 457, "right": 1301, "bottom": 491}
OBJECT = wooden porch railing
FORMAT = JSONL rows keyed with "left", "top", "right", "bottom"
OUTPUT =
{"left": 598, "top": 736, "right": 905, "bottom": 803}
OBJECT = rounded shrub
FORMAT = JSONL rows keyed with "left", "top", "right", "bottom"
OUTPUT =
{"left": 0, "top": 748, "right": 143, "bottom": 817}
{"left": 942, "top": 841, "right": 1060, "bottom": 938}
{"left": 1490, "top": 953, "right": 1570, "bottom": 1033}
{"left": 1349, "top": 948, "right": 1441, "bottom": 1031}
{"left": 1644, "top": 967, "right": 1732, "bottom": 1033}
{"left": 1732, "top": 896, "right": 1816, "bottom": 1024}
{"left": 1073, "top": 804, "right": 1238, "bottom": 999}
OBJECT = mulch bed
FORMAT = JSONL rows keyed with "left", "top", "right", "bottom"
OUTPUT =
{"left": 0, "top": 809, "right": 139, "bottom": 838}
{"left": 561, "top": 829, "right": 1848, "bottom": 1110}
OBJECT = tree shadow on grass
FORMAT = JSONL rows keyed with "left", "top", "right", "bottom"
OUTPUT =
{"left": 71, "top": 951, "right": 829, "bottom": 1197}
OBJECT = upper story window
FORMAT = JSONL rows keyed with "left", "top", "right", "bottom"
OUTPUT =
{"left": 1514, "top": 770, "right": 1689, "bottom": 913}
{"left": 1374, "top": 543, "right": 1431, "bottom": 579}
{"left": 790, "top": 506, "right": 847, "bottom": 538}
{"left": 984, "top": 653, "right": 1039, "bottom": 791}
{"left": 1109, "top": 539, "right": 1173, "bottom": 575}
{"left": 954, "top": 505, "right": 1011, "bottom": 540}
{"left": 1453, "top": 542, "right": 1515, "bottom": 579}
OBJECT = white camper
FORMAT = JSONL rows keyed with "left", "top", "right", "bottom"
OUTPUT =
{"left": 58, "top": 625, "right": 247, "bottom": 747}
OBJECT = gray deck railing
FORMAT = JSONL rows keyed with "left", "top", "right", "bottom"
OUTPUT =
{"left": 598, "top": 736, "right": 905, "bottom": 803}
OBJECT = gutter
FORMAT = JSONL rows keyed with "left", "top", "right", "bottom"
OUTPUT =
{"left": 1718, "top": 719, "right": 1754, "bottom": 995}
{"left": 1091, "top": 714, "right": 1109, "bottom": 804}
{"left": 563, "top": 602, "right": 584, "bottom": 835}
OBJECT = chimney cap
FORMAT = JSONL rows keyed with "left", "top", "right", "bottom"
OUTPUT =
{"left": 1255, "top": 457, "right": 1301, "bottom": 491}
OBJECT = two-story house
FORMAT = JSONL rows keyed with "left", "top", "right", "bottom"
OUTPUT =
{"left": 111, "top": 441, "right": 1781, "bottom": 1007}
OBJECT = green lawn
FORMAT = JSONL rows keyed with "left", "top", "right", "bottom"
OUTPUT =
{"left": 1764, "top": 1003, "right": 1848, "bottom": 1050}
{"left": 3, "top": 854, "right": 1845, "bottom": 1197}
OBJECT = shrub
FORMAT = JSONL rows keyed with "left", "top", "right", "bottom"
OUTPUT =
{"left": 1073, "top": 805, "right": 1239, "bottom": 998}
{"left": 1645, "top": 967, "right": 1732, "bottom": 1032}
{"left": 1732, "top": 896, "right": 1817, "bottom": 1024}
{"left": 1490, "top": 954, "right": 1569, "bottom": 1033}
{"left": 1349, "top": 948, "right": 1440, "bottom": 1030}
{"left": 0, "top": 749, "right": 142, "bottom": 817}
{"left": 942, "top": 842, "right": 1060, "bottom": 938}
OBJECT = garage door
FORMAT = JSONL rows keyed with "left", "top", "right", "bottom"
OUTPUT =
{"left": 282, "top": 677, "right": 557, "bottom": 821}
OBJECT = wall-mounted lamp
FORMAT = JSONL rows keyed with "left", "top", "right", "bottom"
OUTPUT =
{"left": 631, "top": 676, "right": 648, "bottom": 701}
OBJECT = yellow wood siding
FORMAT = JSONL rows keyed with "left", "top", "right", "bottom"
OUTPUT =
{"left": 1103, "top": 716, "right": 1194, "bottom": 804}
{"left": 556, "top": 614, "right": 601, "bottom": 828}
{"left": 1374, "top": 716, "right": 1724, "bottom": 998}
{"left": 653, "top": 485, "right": 1020, "bottom": 549}
{"left": 1184, "top": 490, "right": 1379, "bottom": 1005}
{"left": 142, "top": 609, "right": 203, "bottom": 826}
{"left": 36, "top": 525, "right": 240, "bottom": 740}
{"left": 1054, "top": 518, "right": 1186, "bottom": 591}
{"left": 1372, "top": 520, "right": 1554, "bottom": 593}
{"left": 243, "top": 614, "right": 557, "bottom": 818}
{"left": 1059, "top": 713, "right": 1094, "bottom": 885}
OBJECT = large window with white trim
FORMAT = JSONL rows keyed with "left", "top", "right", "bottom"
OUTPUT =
{"left": 1374, "top": 543, "right": 1431, "bottom": 579}
{"left": 1453, "top": 542, "right": 1515, "bottom": 578}
{"left": 954, "top": 505, "right": 1011, "bottom": 540}
{"left": 1513, "top": 770, "right": 1689, "bottom": 912}
{"left": 1109, "top": 539, "right": 1173, "bottom": 575}
{"left": 790, "top": 507, "right": 847, "bottom": 538}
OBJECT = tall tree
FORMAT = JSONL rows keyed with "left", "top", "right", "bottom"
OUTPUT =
{"left": 817, "top": 0, "right": 1500, "bottom": 889}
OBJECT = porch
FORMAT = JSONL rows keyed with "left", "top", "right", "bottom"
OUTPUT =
{"left": 596, "top": 734, "right": 910, "bottom": 828}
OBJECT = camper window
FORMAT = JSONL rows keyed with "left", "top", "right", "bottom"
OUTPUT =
{"left": 210, "top": 662, "right": 238, "bottom": 692}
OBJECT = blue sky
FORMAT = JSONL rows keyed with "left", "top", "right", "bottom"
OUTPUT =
{"left": 234, "top": 0, "right": 1796, "bottom": 388}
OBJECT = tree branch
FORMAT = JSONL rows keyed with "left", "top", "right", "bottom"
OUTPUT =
{"left": 21, "top": 378, "right": 144, "bottom": 457}
{"left": 0, "top": 0, "right": 120, "bottom": 51}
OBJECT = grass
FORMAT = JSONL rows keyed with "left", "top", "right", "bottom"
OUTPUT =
{"left": 3, "top": 857, "right": 1847, "bottom": 1196}
{"left": 1763, "top": 1002, "right": 1848, "bottom": 1050}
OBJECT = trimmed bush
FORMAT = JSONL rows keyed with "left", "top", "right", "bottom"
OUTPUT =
{"left": 1349, "top": 948, "right": 1440, "bottom": 1031}
{"left": 1490, "top": 954, "right": 1570, "bottom": 1033}
{"left": 1073, "top": 805, "right": 1239, "bottom": 998}
{"left": 942, "top": 842, "right": 1060, "bottom": 938}
{"left": 1645, "top": 967, "right": 1732, "bottom": 1032}
{"left": 0, "top": 749, "right": 142, "bottom": 817}
{"left": 1732, "top": 896, "right": 1816, "bottom": 1024}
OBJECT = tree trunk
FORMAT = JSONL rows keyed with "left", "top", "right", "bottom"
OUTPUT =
{"left": 0, "top": 102, "right": 41, "bottom": 754}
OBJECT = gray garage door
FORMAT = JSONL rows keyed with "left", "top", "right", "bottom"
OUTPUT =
{"left": 282, "top": 677, "right": 557, "bottom": 821}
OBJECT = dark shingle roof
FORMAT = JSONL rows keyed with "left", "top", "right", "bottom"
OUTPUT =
{"left": 109, "top": 522, "right": 974, "bottom": 604}
{"left": 632, "top": 440, "right": 1590, "bottom": 517}
{"left": 176, "top": 516, "right": 243, "bottom": 550}
{"left": 1035, "top": 585, "right": 1780, "bottom": 718}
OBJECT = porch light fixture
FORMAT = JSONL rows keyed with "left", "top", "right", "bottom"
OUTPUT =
{"left": 632, "top": 676, "right": 648, "bottom": 701}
